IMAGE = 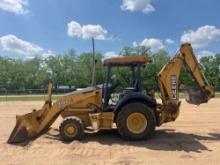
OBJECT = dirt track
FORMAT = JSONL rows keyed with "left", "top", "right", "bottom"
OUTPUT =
{"left": 0, "top": 99, "right": 219, "bottom": 165}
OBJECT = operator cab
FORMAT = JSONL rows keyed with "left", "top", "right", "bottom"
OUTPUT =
{"left": 102, "top": 56, "right": 151, "bottom": 110}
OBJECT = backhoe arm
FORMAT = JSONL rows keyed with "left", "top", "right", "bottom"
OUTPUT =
{"left": 179, "top": 43, "right": 215, "bottom": 104}
{"left": 156, "top": 43, "right": 215, "bottom": 124}
{"left": 157, "top": 43, "right": 214, "bottom": 105}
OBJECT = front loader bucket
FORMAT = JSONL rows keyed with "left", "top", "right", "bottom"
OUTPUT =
{"left": 184, "top": 89, "right": 208, "bottom": 105}
{"left": 8, "top": 120, "right": 28, "bottom": 143}
{"left": 8, "top": 102, "right": 61, "bottom": 144}
{"left": 8, "top": 112, "right": 40, "bottom": 144}
{"left": 8, "top": 83, "right": 60, "bottom": 144}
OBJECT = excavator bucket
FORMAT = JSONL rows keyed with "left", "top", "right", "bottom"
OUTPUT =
{"left": 184, "top": 89, "right": 208, "bottom": 105}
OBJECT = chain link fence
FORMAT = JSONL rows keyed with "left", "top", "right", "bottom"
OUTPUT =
{"left": 0, "top": 88, "right": 76, "bottom": 101}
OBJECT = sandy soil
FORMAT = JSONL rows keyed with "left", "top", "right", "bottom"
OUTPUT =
{"left": 0, "top": 99, "right": 219, "bottom": 165}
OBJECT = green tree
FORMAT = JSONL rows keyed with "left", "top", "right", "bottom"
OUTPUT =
{"left": 120, "top": 46, "right": 151, "bottom": 56}
{"left": 200, "top": 55, "right": 220, "bottom": 89}
{"left": 143, "top": 49, "right": 170, "bottom": 89}
{"left": 61, "top": 49, "right": 78, "bottom": 87}
{"left": 75, "top": 52, "right": 104, "bottom": 87}
{"left": 45, "top": 56, "right": 64, "bottom": 88}
{"left": 0, "top": 47, "right": 219, "bottom": 91}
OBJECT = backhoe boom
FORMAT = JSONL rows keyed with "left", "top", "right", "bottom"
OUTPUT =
{"left": 156, "top": 43, "right": 214, "bottom": 124}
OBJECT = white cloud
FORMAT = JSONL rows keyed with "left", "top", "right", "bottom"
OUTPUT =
{"left": 165, "top": 38, "right": 175, "bottom": 44}
{"left": 67, "top": 21, "right": 108, "bottom": 40}
{"left": 82, "top": 25, "right": 108, "bottom": 40}
{"left": 0, "top": 34, "right": 43, "bottom": 55}
{"left": 121, "top": 0, "right": 155, "bottom": 14}
{"left": 0, "top": 0, "right": 28, "bottom": 15}
{"left": 198, "top": 50, "right": 215, "bottom": 59}
{"left": 132, "top": 41, "right": 138, "bottom": 47}
{"left": 0, "top": 34, "right": 54, "bottom": 59}
{"left": 67, "top": 21, "right": 82, "bottom": 38}
{"left": 181, "top": 25, "right": 220, "bottom": 49}
{"left": 42, "top": 50, "right": 56, "bottom": 59}
{"left": 134, "top": 38, "right": 164, "bottom": 51}
{"left": 104, "top": 51, "right": 119, "bottom": 59}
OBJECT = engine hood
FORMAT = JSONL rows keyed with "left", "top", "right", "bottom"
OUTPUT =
{"left": 65, "top": 86, "right": 100, "bottom": 96}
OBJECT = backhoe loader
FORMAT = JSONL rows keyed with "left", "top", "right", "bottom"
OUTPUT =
{"left": 8, "top": 43, "right": 214, "bottom": 143}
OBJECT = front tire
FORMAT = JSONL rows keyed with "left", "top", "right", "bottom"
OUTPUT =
{"left": 116, "top": 102, "right": 155, "bottom": 140}
{"left": 59, "top": 117, "right": 84, "bottom": 142}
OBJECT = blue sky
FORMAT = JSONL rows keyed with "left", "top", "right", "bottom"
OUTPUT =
{"left": 0, "top": 0, "right": 220, "bottom": 59}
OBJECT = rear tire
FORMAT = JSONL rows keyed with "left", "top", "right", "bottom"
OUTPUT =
{"left": 59, "top": 117, "right": 84, "bottom": 142}
{"left": 116, "top": 102, "right": 155, "bottom": 140}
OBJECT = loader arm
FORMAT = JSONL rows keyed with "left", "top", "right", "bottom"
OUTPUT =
{"left": 156, "top": 43, "right": 215, "bottom": 124}
{"left": 8, "top": 86, "right": 101, "bottom": 143}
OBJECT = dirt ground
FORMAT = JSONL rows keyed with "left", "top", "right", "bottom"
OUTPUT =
{"left": 0, "top": 99, "right": 219, "bottom": 165}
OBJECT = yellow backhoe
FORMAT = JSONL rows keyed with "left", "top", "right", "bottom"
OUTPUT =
{"left": 8, "top": 43, "right": 214, "bottom": 143}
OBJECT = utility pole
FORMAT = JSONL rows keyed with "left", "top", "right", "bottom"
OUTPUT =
{"left": 91, "top": 38, "right": 96, "bottom": 87}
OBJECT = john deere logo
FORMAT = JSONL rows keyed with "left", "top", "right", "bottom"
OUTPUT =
{"left": 171, "top": 75, "right": 177, "bottom": 99}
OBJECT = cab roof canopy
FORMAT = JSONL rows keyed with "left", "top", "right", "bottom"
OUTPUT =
{"left": 103, "top": 56, "right": 151, "bottom": 67}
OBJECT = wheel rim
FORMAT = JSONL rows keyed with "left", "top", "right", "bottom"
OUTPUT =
{"left": 64, "top": 123, "right": 78, "bottom": 137}
{"left": 126, "top": 112, "right": 147, "bottom": 134}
